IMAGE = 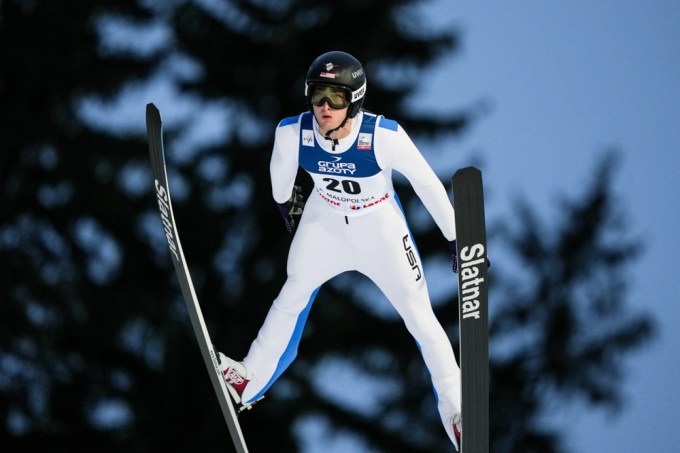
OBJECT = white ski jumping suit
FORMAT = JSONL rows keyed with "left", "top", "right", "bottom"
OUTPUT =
{"left": 242, "top": 110, "right": 461, "bottom": 443}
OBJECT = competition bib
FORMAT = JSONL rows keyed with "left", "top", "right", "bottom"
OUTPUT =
{"left": 298, "top": 112, "right": 392, "bottom": 215}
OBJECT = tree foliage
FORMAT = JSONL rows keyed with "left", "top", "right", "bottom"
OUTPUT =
{"left": 489, "top": 152, "right": 654, "bottom": 452}
{"left": 0, "top": 1, "right": 653, "bottom": 452}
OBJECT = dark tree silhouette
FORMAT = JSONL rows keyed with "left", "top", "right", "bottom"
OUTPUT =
{"left": 488, "top": 152, "right": 654, "bottom": 452}
{"left": 0, "top": 1, "right": 653, "bottom": 452}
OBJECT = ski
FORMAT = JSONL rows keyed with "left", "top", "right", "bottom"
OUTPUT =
{"left": 146, "top": 103, "right": 249, "bottom": 453}
{"left": 452, "top": 167, "right": 489, "bottom": 453}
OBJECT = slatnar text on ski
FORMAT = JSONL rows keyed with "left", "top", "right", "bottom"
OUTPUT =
{"left": 459, "top": 243, "right": 486, "bottom": 320}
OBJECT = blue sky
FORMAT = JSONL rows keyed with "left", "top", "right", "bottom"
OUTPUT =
{"left": 416, "top": 1, "right": 679, "bottom": 451}
{"left": 83, "top": 1, "right": 679, "bottom": 450}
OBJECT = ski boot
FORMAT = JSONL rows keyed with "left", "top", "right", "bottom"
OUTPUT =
{"left": 449, "top": 412, "right": 462, "bottom": 451}
{"left": 217, "top": 352, "right": 262, "bottom": 413}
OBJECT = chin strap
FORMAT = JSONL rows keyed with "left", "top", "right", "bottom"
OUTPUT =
{"left": 322, "top": 114, "right": 349, "bottom": 151}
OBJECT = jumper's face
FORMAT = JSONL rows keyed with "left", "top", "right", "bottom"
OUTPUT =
{"left": 312, "top": 102, "right": 349, "bottom": 134}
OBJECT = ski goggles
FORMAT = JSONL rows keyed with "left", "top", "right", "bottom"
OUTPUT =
{"left": 309, "top": 85, "right": 350, "bottom": 109}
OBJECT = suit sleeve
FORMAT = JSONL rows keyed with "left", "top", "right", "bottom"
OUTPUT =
{"left": 270, "top": 119, "right": 301, "bottom": 204}
{"left": 378, "top": 122, "right": 457, "bottom": 241}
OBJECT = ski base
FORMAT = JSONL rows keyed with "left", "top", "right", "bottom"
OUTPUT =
{"left": 146, "top": 103, "right": 249, "bottom": 453}
{"left": 452, "top": 167, "right": 489, "bottom": 453}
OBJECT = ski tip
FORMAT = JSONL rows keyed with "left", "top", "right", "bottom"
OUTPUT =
{"left": 146, "top": 103, "right": 162, "bottom": 125}
{"left": 452, "top": 166, "right": 482, "bottom": 182}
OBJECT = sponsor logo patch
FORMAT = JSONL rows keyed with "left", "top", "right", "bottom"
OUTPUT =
{"left": 357, "top": 133, "right": 372, "bottom": 150}
{"left": 225, "top": 368, "right": 244, "bottom": 385}
{"left": 302, "top": 129, "right": 314, "bottom": 146}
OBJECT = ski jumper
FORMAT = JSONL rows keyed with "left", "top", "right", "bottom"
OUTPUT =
{"left": 242, "top": 111, "right": 461, "bottom": 439}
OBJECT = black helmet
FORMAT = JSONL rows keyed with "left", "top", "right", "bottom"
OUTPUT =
{"left": 305, "top": 51, "right": 366, "bottom": 118}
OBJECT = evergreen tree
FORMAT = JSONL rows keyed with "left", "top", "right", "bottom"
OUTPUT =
{"left": 0, "top": 1, "right": 653, "bottom": 452}
{"left": 488, "top": 152, "right": 654, "bottom": 452}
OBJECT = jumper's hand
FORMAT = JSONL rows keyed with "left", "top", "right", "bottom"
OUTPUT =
{"left": 277, "top": 185, "right": 305, "bottom": 234}
{"left": 449, "top": 240, "right": 458, "bottom": 273}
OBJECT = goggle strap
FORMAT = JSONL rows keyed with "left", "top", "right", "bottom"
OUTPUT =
{"left": 306, "top": 82, "right": 366, "bottom": 103}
